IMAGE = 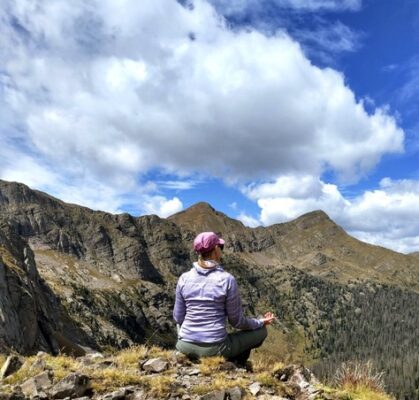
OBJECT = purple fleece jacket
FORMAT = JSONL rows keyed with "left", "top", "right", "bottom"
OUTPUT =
{"left": 173, "top": 262, "right": 263, "bottom": 343}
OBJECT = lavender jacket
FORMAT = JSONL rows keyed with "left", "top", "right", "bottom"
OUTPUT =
{"left": 173, "top": 262, "right": 263, "bottom": 343}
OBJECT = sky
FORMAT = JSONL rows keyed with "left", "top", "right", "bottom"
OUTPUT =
{"left": 1, "top": 0, "right": 419, "bottom": 253}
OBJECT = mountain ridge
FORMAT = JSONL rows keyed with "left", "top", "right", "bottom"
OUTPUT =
{"left": 1, "top": 179, "right": 419, "bottom": 398}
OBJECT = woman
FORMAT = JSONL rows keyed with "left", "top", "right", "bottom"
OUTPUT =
{"left": 173, "top": 231, "right": 275, "bottom": 365}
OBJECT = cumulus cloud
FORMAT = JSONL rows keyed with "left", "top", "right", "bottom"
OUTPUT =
{"left": 237, "top": 212, "right": 260, "bottom": 227}
{"left": 243, "top": 175, "right": 419, "bottom": 253}
{"left": 0, "top": 0, "right": 403, "bottom": 187}
{"left": 142, "top": 195, "right": 183, "bottom": 217}
{"left": 244, "top": 174, "right": 348, "bottom": 224}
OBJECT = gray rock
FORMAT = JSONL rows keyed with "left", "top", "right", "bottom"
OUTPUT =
{"left": 131, "top": 391, "right": 145, "bottom": 400}
{"left": 0, "top": 356, "right": 23, "bottom": 379}
{"left": 50, "top": 373, "right": 90, "bottom": 399}
{"left": 226, "top": 386, "right": 243, "bottom": 400}
{"left": 183, "top": 367, "right": 200, "bottom": 376}
{"left": 101, "top": 387, "right": 134, "bottom": 400}
{"left": 199, "top": 390, "right": 225, "bottom": 400}
{"left": 21, "top": 371, "right": 53, "bottom": 397}
{"left": 141, "top": 358, "right": 168, "bottom": 373}
{"left": 248, "top": 382, "right": 261, "bottom": 396}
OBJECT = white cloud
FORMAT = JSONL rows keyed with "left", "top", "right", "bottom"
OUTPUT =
{"left": 237, "top": 212, "right": 260, "bottom": 227}
{"left": 142, "top": 195, "right": 183, "bottom": 218}
{"left": 279, "top": 0, "right": 361, "bottom": 11}
{"left": 244, "top": 175, "right": 419, "bottom": 253}
{"left": 245, "top": 174, "right": 348, "bottom": 225}
{"left": 229, "top": 202, "right": 238, "bottom": 210}
{"left": 0, "top": 0, "right": 403, "bottom": 188}
{"left": 292, "top": 21, "right": 362, "bottom": 62}
{"left": 157, "top": 180, "right": 199, "bottom": 190}
{"left": 209, "top": 0, "right": 361, "bottom": 14}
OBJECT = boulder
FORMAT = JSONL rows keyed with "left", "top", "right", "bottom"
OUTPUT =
{"left": 226, "top": 386, "right": 244, "bottom": 400}
{"left": 50, "top": 373, "right": 90, "bottom": 399}
{"left": 248, "top": 382, "right": 261, "bottom": 396}
{"left": 21, "top": 371, "right": 53, "bottom": 397}
{"left": 199, "top": 390, "right": 225, "bottom": 400}
{"left": 141, "top": 358, "right": 168, "bottom": 373}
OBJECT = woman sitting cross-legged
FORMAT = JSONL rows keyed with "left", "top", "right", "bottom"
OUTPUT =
{"left": 173, "top": 231, "right": 275, "bottom": 367}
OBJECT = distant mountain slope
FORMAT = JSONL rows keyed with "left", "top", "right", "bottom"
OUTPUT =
{"left": 170, "top": 200, "right": 419, "bottom": 292}
{"left": 1, "top": 179, "right": 419, "bottom": 399}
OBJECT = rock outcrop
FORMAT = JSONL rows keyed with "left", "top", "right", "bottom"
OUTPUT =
{"left": 0, "top": 349, "right": 338, "bottom": 400}
{"left": 0, "top": 222, "right": 93, "bottom": 355}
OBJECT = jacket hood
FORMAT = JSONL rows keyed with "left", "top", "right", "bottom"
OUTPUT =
{"left": 193, "top": 261, "right": 223, "bottom": 275}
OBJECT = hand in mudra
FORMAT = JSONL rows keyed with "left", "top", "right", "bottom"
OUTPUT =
{"left": 262, "top": 312, "right": 275, "bottom": 326}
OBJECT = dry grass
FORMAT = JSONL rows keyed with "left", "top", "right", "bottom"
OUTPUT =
{"left": 335, "top": 387, "right": 394, "bottom": 400}
{"left": 142, "top": 375, "right": 176, "bottom": 397}
{"left": 254, "top": 371, "right": 281, "bottom": 389}
{"left": 43, "top": 355, "right": 81, "bottom": 381}
{"left": 190, "top": 373, "right": 248, "bottom": 395}
{"left": 146, "top": 346, "right": 173, "bottom": 359}
{"left": 271, "top": 361, "right": 286, "bottom": 375}
{"left": 334, "top": 361, "right": 385, "bottom": 393}
{"left": 90, "top": 368, "right": 144, "bottom": 393}
{"left": 3, "top": 356, "right": 39, "bottom": 385}
{"left": 113, "top": 345, "right": 148, "bottom": 367}
{"left": 198, "top": 356, "right": 225, "bottom": 375}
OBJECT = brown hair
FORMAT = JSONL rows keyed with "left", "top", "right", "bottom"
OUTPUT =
{"left": 197, "top": 247, "right": 217, "bottom": 268}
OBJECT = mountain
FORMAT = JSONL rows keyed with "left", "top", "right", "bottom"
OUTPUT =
{"left": 170, "top": 201, "right": 419, "bottom": 291}
{"left": 0, "top": 179, "right": 418, "bottom": 399}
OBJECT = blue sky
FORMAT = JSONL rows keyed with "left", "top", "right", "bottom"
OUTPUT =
{"left": 1, "top": 0, "right": 419, "bottom": 253}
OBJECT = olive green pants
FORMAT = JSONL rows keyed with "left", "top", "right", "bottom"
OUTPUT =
{"left": 176, "top": 326, "right": 267, "bottom": 363}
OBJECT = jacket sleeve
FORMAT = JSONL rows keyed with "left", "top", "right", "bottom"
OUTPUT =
{"left": 173, "top": 276, "right": 186, "bottom": 325}
{"left": 225, "top": 275, "right": 263, "bottom": 330}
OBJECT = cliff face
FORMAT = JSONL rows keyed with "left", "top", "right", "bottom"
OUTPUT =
{"left": 0, "top": 222, "right": 93, "bottom": 355}
{"left": 1, "top": 179, "right": 419, "bottom": 399}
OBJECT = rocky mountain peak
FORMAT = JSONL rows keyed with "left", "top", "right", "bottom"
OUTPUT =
{"left": 290, "top": 209, "right": 337, "bottom": 230}
{"left": 168, "top": 201, "right": 247, "bottom": 234}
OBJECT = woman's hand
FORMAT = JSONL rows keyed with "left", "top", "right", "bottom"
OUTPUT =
{"left": 261, "top": 312, "right": 275, "bottom": 326}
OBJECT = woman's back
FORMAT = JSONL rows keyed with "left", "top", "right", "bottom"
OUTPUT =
{"left": 174, "top": 263, "right": 230, "bottom": 343}
{"left": 174, "top": 262, "right": 263, "bottom": 343}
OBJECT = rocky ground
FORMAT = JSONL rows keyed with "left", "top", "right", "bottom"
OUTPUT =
{"left": 0, "top": 346, "right": 391, "bottom": 400}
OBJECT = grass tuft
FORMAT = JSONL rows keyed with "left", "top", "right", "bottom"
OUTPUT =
{"left": 90, "top": 368, "right": 144, "bottom": 393}
{"left": 191, "top": 374, "right": 248, "bottom": 395}
{"left": 198, "top": 356, "right": 226, "bottom": 375}
{"left": 113, "top": 345, "right": 148, "bottom": 367}
{"left": 334, "top": 361, "right": 385, "bottom": 393}
{"left": 142, "top": 375, "right": 176, "bottom": 397}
